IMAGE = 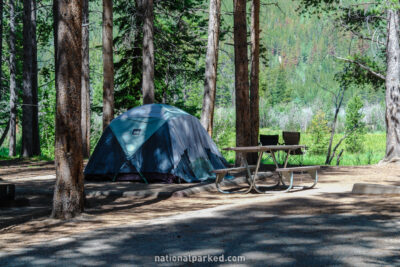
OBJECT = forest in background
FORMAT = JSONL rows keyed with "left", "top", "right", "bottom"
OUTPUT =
{"left": 213, "top": 0, "right": 386, "bottom": 164}
{"left": 0, "top": 0, "right": 387, "bottom": 163}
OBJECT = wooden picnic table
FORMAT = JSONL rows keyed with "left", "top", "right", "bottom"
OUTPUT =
{"left": 224, "top": 144, "right": 305, "bottom": 170}
{"left": 223, "top": 145, "right": 305, "bottom": 153}
{"left": 216, "top": 145, "right": 308, "bottom": 193}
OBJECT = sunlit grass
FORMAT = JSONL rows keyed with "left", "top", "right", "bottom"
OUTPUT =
{"left": 0, "top": 146, "right": 53, "bottom": 162}
{"left": 0, "top": 128, "right": 386, "bottom": 166}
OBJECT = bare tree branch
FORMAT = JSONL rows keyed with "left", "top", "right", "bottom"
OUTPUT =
{"left": 328, "top": 122, "right": 363, "bottom": 164}
{"left": 334, "top": 55, "right": 385, "bottom": 80}
{"left": 346, "top": 2, "right": 380, "bottom": 7}
{"left": 347, "top": 28, "right": 385, "bottom": 46}
{"left": 260, "top": 2, "right": 283, "bottom": 14}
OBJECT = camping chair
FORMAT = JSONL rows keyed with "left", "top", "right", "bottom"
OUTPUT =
{"left": 259, "top": 134, "right": 280, "bottom": 164}
{"left": 260, "top": 134, "right": 279, "bottom": 146}
{"left": 282, "top": 131, "right": 304, "bottom": 166}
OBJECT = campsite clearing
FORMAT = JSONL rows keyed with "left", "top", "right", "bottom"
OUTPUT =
{"left": 1, "top": 160, "right": 400, "bottom": 256}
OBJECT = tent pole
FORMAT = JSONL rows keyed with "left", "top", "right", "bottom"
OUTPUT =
{"left": 127, "top": 160, "right": 148, "bottom": 184}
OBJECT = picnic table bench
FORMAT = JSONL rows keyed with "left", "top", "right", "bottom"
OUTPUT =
{"left": 213, "top": 166, "right": 272, "bottom": 194}
{"left": 276, "top": 165, "right": 320, "bottom": 192}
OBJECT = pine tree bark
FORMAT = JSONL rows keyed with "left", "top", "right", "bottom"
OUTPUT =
{"left": 31, "top": 0, "right": 40, "bottom": 156}
{"left": 22, "top": 0, "right": 33, "bottom": 157}
{"left": 142, "top": 0, "right": 154, "bottom": 104}
{"left": 0, "top": 120, "right": 10, "bottom": 148}
{"left": 233, "top": 0, "right": 250, "bottom": 166}
{"left": 325, "top": 86, "right": 345, "bottom": 164}
{"left": 52, "top": 0, "right": 84, "bottom": 219}
{"left": 0, "top": 0, "right": 3, "bottom": 102}
{"left": 200, "top": 0, "right": 221, "bottom": 136}
{"left": 8, "top": 0, "right": 17, "bottom": 157}
{"left": 129, "top": 0, "right": 143, "bottom": 105}
{"left": 102, "top": 0, "right": 114, "bottom": 129}
{"left": 53, "top": 0, "right": 57, "bottom": 79}
{"left": 81, "top": 0, "right": 90, "bottom": 157}
{"left": 382, "top": 8, "right": 400, "bottom": 163}
{"left": 249, "top": 0, "right": 260, "bottom": 164}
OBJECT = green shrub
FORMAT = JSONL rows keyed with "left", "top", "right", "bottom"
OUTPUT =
{"left": 345, "top": 95, "right": 366, "bottom": 153}
{"left": 212, "top": 108, "right": 236, "bottom": 161}
{"left": 307, "top": 110, "right": 330, "bottom": 155}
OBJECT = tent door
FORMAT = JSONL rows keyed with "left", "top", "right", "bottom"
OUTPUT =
{"left": 112, "top": 160, "right": 148, "bottom": 184}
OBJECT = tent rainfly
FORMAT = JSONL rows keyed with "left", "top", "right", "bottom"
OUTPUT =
{"left": 84, "top": 104, "right": 228, "bottom": 183}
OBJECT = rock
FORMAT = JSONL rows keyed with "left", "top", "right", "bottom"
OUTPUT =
{"left": 352, "top": 183, "right": 400, "bottom": 195}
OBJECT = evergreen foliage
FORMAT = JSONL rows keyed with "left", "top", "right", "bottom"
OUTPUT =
{"left": 268, "top": 65, "right": 292, "bottom": 105}
{"left": 0, "top": 0, "right": 389, "bottom": 160}
{"left": 0, "top": 0, "right": 24, "bottom": 123}
{"left": 307, "top": 110, "right": 330, "bottom": 155}
{"left": 113, "top": 0, "right": 210, "bottom": 114}
{"left": 345, "top": 95, "right": 366, "bottom": 153}
{"left": 298, "top": 0, "right": 386, "bottom": 91}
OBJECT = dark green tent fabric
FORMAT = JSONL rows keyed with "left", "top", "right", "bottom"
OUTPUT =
{"left": 84, "top": 104, "right": 228, "bottom": 182}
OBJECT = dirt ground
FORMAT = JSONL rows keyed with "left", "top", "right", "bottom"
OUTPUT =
{"left": 1, "top": 160, "right": 400, "bottom": 253}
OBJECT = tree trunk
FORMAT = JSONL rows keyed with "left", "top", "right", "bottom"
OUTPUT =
{"left": 249, "top": 0, "right": 260, "bottom": 164}
{"left": 81, "top": 0, "right": 90, "bottom": 157}
{"left": 31, "top": 0, "right": 40, "bottom": 156}
{"left": 233, "top": 0, "right": 250, "bottom": 166}
{"left": 102, "top": 0, "right": 114, "bottom": 130}
{"left": 0, "top": 120, "right": 10, "bottom": 148}
{"left": 200, "top": 0, "right": 221, "bottom": 136}
{"left": 53, "top": 0, "right": 58, "bottom": 80}
{"left": 325, "top": 106, "right": 340, "bottom": 164}
{"left": 0, "top": 0, "right": 3, "bottom": 102}
{"left": 382, "top": 8, "right": 400, "bottom": 163}
{"left": 325, "top": 86, "right": 345, "bottom": 164}
{"left": 130, "top": 0, "right": 143, "bottom": 105}
{"left": 8, "top": 0, "right": 17, "bottom": 157}
{"left": 52, "top": 0, "right": 84, "bottom": 219}
{"left": 22, "top": 0, "right": 33, "bottom": 157}
{"left": 162, "top": 62, "right": 170, "bottom": 104}
{"left": 142, "top": 0, "right": 154, "bottom": 104}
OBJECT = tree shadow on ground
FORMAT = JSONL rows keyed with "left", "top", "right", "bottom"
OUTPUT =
{"left": 0, "top": 159, "right": 54, "bottom": 168}
{"left": 0, "top": 167, "right": 55, "bottom": 178}
{"left": 1, "top": 195, "right": 399, "bottom": 266}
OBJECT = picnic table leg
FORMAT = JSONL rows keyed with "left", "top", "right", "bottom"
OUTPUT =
{"left": 249, "top": 151, "right": 263, "bottom": 193}
{"left": 253, "top": 151, "right": 280, "bottom": 194}
{"left": 270, "top": 150, "right": 283, "bottom": 187}
{"left": 303, "top": 169, "right": 318, "bottom": 189}
{"left": 215, "top": 173, "right": 232, "bottom": 194}
{"left": 279, "top": 149, "right": 293, "bottom": 187}
{"left": 270, "top": 151, "right": 279, "bottom": 168}
{"left": 241, "top": 157, "right": 257, "bottom": 193}
{"left": 243, "top": 156, "right": 253, "bottom": 186}
{"left": 281, "top": 171, "right": 294, "bottom": 193}
{"left": 283, "top": 149, "right": 291, "bottom": 168}
{"left": 215, "top": 150, "right": 264, "bottom": 194}
{"left": 270, "top": 151, "right": 281, "bottom": 182}
{"left": 215, "top": 169, "right": 254, "bottom": 194}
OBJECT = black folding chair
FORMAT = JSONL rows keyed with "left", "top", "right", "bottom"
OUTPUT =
{"left": 260, "top": 134, "right": 279, "bottom": 146}
{"left": 282, "top": 131, "right": 304, "bottom": 166}
{"left": 259, "top": 134, "right": 280, "bottom": 165}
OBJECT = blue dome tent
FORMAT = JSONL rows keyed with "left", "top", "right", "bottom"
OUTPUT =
{"left": 84, "top": 104, "right": 228, "bottom": 183}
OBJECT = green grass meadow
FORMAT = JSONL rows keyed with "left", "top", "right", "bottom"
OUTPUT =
{"left": 0, "top": 129, "right": 385, "bottom": 166}
{"left": 217, "top": 129, "right": 386, "bottom": 166}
